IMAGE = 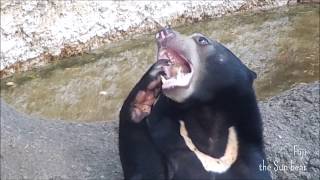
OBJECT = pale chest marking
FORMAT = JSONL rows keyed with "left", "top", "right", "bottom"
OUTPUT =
{"left": 179, "top": 121, "right": 238, "bottom": 173}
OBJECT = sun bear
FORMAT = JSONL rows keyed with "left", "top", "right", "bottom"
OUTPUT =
{"left": 119, "top": 27, "right": 271, "bottom": 180}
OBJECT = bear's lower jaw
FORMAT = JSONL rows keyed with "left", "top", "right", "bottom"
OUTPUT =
{"left": 160, "top": 67, "right": 193, "bottom": 89}
{"left": 157, "top": 48, "right": 193, "bottom": 89}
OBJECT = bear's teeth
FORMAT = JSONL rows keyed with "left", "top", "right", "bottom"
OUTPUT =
{"left": 160, "top": 75, "right": 167, "bottom": 83}
{"left": 176, "top": 67, "right": 183, "bottom": 81}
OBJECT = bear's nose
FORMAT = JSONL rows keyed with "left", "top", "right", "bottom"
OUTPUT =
{"left": 156, "top": 27, "right": 175, "bottom": 45}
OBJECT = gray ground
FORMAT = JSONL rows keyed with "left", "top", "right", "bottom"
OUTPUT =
{"left": 261, "top": 82, "right": 320, "bottom": 179}
{"left": 1, "top": 82, "right": 319, "bottom": 180}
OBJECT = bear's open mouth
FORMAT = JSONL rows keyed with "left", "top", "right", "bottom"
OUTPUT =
{"left": 157, "top": 49, "right": 193, "bottom": 89}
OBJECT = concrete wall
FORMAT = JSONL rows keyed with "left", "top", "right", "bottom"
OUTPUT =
{"left": 0, "top": 0, "right": 288, "bottom": 77}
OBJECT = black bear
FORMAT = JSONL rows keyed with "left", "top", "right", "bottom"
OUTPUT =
{"left": 119, "top": 27, "right": 271, "bottom": 180}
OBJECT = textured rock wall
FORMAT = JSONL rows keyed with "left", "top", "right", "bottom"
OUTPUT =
{"left": 0, "top": 0, "right": 288, "bottom": 77}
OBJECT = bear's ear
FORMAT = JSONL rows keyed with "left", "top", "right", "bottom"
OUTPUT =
{"left": 249, "top": 69, "right": 257, "bottom": 80}
{"left": 245, "top": 68, "right": 257, "bottom": 84}
{"left": 236, "top": 57, "right": 257, "bottom": 82}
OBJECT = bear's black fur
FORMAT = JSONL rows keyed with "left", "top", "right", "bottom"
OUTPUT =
{"left": 119, "top": 28, "right": 271, "bottom": 180}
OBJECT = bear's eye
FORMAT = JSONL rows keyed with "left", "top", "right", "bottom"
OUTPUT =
{"left": 197, "top": 37, "right": 209, "bottom": 46}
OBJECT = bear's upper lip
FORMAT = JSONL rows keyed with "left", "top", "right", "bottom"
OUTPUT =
{"left": 157, "top": 48, "right": 193, "bottom": 89}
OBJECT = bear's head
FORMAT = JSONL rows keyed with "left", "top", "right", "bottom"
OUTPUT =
{"left": 156, "top": 27, "right": 256, "bottom": 103}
